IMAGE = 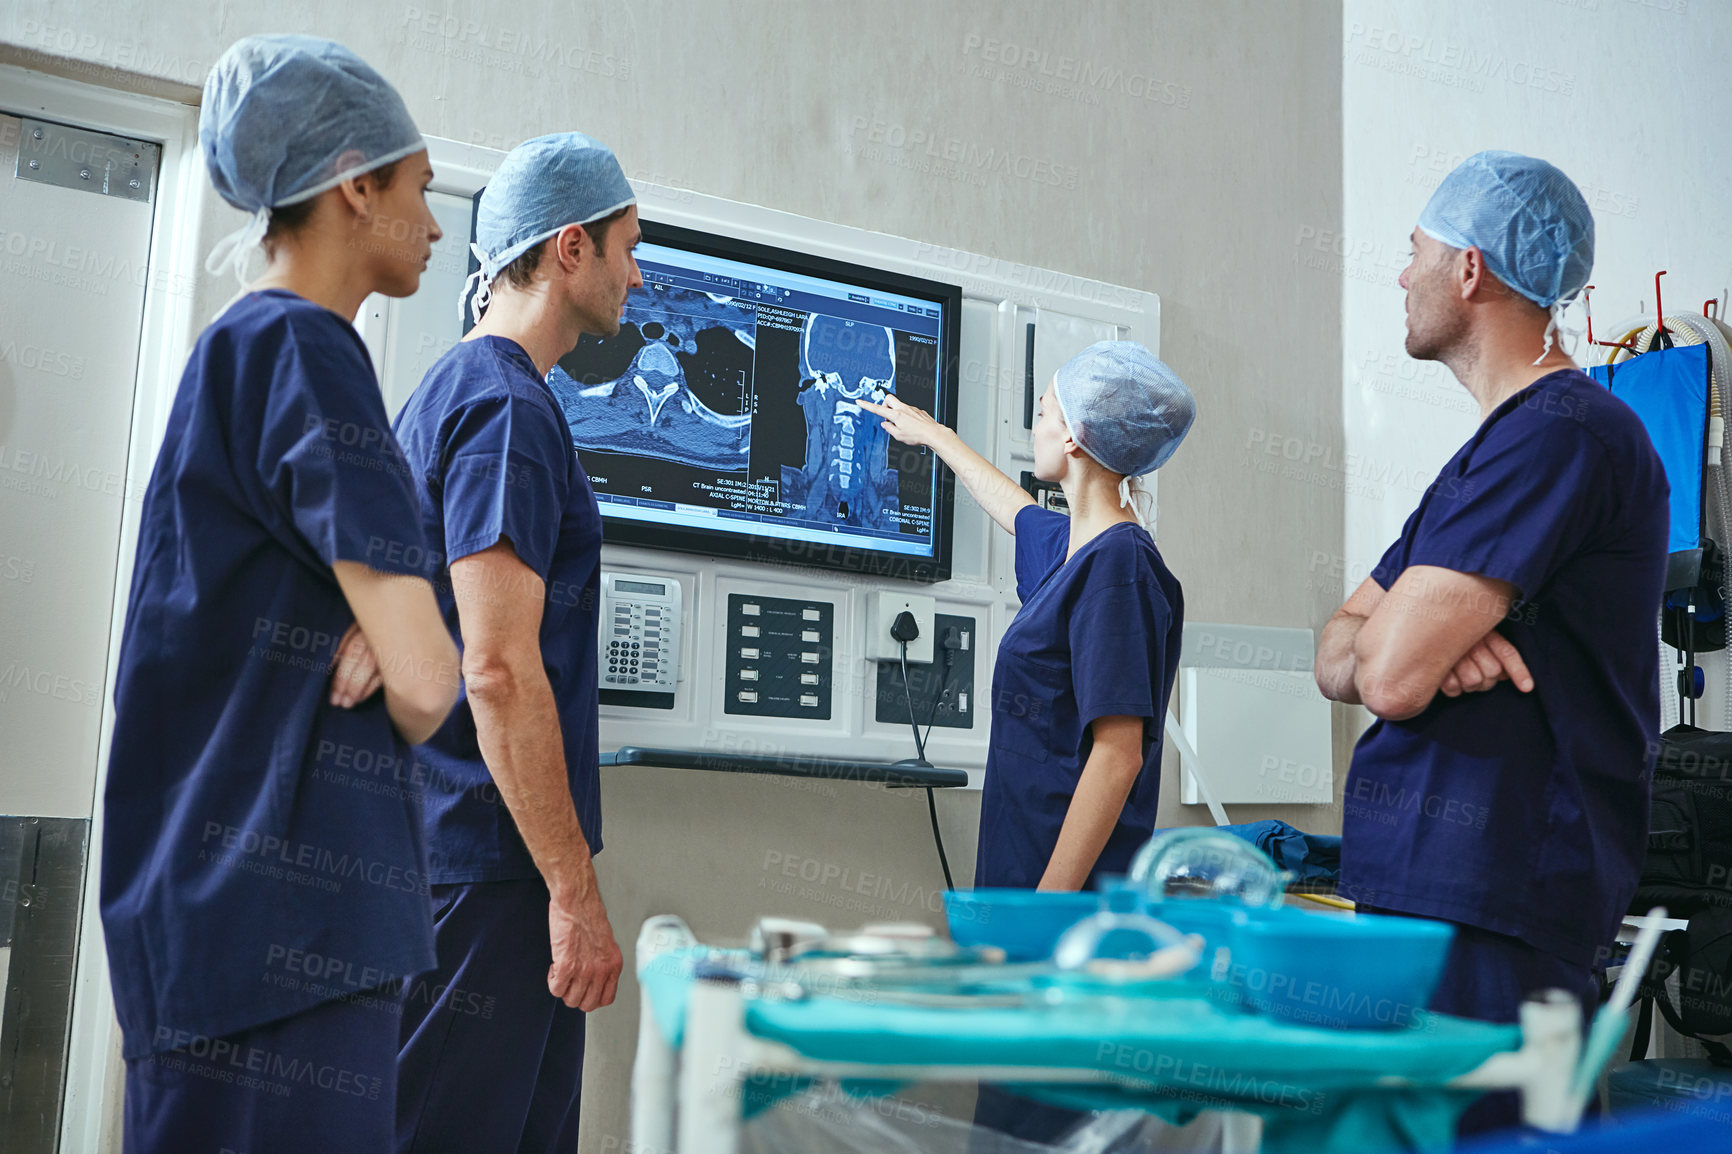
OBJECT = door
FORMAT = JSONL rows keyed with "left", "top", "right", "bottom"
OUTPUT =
{"left": 0, "top": 109, "right": 157, "bottom": 1153}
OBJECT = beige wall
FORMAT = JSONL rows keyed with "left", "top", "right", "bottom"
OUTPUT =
{"left": 4, "top": 0, "right": 1346, "bottom": 630}
{"left": 3, "top": 1, "right": 1343, "bottom": 1147}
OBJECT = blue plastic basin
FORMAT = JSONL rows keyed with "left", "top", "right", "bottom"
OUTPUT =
{"left": 941, "top": 889, "right": 1102, "bottom": 961}
{"left": 1222, "top": 906, "right": 1454, "bottom": 1029}
{"left": 1146, "top": 899, "right": 1243, "bottom": 951}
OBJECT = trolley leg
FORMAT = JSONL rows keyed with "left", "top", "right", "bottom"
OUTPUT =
{"left": 678, "top": 978, "right": 747, "bottom": 1154}
{"left": 632, "top": 978, "right": 678, "bottom": 1154}
{"left": 1218, "top": 1109, "right": 1263, "bottom": 1153}
{"left": 1519, "top": 991, "right": 1584, "bottom": 1132}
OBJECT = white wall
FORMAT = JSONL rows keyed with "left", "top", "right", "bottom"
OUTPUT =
{"left": 1342, "top": 0, "right": 1732, "bottom": 591}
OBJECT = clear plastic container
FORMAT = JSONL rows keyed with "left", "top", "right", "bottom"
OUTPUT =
{"left": 1127, "top": 828, "right": 1291, "bottom": 909}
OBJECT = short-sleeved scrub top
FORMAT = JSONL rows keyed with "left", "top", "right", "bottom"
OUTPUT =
{"left": 1341, "top": 369, "right": 1669, "bottom": 966}
{"left": 392, "top": 336, "right": 603, "bottom": 884}
{"left": 975, "top": 505, "right": 1184, "bottom": 889}
{"left": 102, "top": 290, "right": 438, "bottom": 1058}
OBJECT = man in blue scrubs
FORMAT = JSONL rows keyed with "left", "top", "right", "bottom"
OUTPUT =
{"left": 392, "top": 134, "right": 640, "bottom": 1153}
{"left": 1316, "top": 152, "right": 1668, "bottom": 1133}
{"left": 104, "top": 37, "right": 460, "bottom": 1154}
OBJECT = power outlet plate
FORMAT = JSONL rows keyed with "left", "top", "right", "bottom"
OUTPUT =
{"left": 864, "top": 590, "right": 935, "bottom": 664}
{"left": 875, "top": 613, "right": 977, "bottom": 730}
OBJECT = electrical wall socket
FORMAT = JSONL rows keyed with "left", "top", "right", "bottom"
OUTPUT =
{"left": 864, "top": 590, "right": 936, "bottom": 664}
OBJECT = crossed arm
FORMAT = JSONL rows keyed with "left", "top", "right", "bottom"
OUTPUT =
{"left": 330, "top": 562, "right": 459, "bottom": 743}
{"left": 1315, "top": 565, "right": 1534, "bottom": 721}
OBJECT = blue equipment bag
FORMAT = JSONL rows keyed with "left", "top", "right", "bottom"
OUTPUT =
{"left": 1588, "top": 344, "right": 1721, "bottom": 660}
{"left": 1588, "top": 343, "right": 1711, "bottom": 590}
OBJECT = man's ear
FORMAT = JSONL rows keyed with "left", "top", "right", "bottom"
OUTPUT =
{"left": 553, "top": 223, "right": 588, "bottom": 272}
{"left": 1459, "top": 246, "right": 1491, "bottom": 302}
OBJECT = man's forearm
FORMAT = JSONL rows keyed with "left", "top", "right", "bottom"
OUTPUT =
{"left": 1315, "top": 612, "right": 1367, "bottom": 704}
{"left": 467, "top": 668, "right": 596, "bottom": 905}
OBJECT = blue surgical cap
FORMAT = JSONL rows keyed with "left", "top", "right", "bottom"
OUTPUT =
{"left": 1052, "top": 341, "right": 1195, "bottom": 479}
{"left": 1416, "top": 150, "right": 1594, "bottom": 310}
{"left": 200, "top": 34, "right": 424, "bottom": 279}
{"left": 466, "top": 132, "right": 636, "bottom": 321}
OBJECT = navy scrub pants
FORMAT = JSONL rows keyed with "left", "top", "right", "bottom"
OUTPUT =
{"left": 125, "top": 989, "right": 402, "bottom": 1154}
{"left": 396, "top": 877, "right": 587, "bottom": 1154}
{"left": 1369, "top": 910, "right": 1599, "bottom": 1137}
{"left": 972, "top": 1085, "right": 1085, "bottom": 1146}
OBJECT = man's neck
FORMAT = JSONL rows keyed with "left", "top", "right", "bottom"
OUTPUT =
{"left": 466, "top": 286, "right": 584, "bottom": 378}
{"left": 1445, "top": 322, "right": 1578, "bottom": 421}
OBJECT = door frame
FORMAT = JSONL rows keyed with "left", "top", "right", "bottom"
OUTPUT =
{"left": 0, "top": 61, "right": 204, "bottom": 1153}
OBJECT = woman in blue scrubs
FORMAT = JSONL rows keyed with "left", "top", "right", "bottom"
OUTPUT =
{"left": 101, "top": 36, "right": 460, "bottom": 1154}
{"left": 864, "top": 343, "right": 1192, "bottom": 1140}
{"left": 864, "top": 341, "right": 1194, "bottom": 894}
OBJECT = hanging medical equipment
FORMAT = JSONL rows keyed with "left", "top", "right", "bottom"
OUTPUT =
{"left": 1585, "top": 275, "right": 1732, "bottom": 726}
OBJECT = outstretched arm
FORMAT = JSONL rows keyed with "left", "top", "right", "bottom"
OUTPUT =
{"left": 858, "top": 395, "right": 1034, "bottom": 533}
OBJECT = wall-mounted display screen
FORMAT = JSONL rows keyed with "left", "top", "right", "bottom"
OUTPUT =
{"left": 470, "top": 214, "right": 961, "bottom": 582}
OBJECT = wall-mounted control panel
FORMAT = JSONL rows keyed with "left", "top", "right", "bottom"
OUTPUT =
{"left": 724, "top": 594, "right": 833, "bottom": 719}
{"left": 599, "top": 572, "right": 682, "bottom": 710}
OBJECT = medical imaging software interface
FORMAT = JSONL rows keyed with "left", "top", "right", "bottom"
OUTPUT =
{"left": 547, "top": 240, "right": 946, "bottom": 559}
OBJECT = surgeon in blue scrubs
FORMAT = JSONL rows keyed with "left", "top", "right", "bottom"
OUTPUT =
{"left": 102, "top": 36, "right": 460, "bottom": 1154}
{"left": 1316, "top": 152, "right": 1668, "bottom": 1135}
{"left": 864, "top": 342, "right": 1194, "bottom": 1139}
{"left": 391, "top": 134, "right": 639, "bottom": 1154}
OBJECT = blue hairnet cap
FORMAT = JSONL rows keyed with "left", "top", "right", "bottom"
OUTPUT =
{"left": 467, "top": 132, "right": 636, "bottom": 317}
{"left": 1416, "top": 150, "right": 1594, "bottom": 309}
{"left": 200, "top": 35, "right": 423, "bottom": 277}
{"left": 1052, "top": 341, "right": 1195, "bottom": 477}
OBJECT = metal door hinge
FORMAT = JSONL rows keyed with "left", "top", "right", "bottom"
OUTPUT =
{"left": 16, "top": 116, "right": 158, "bottom": 203}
